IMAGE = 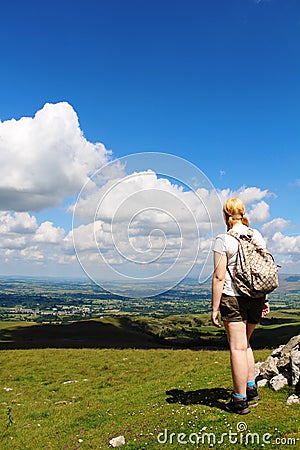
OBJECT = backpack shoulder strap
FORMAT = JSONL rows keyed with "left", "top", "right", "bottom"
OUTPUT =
{"left": 227, "top": 229, "right": 240, "bottom": 241}
{"left": 229, "top": 227, "right": 254, "bottom": 242}
{"left": 226, "top": 229, "right": 240, "bottom": 282}
{"left": 246, "top": 227, "right": 254, "bottom": 238}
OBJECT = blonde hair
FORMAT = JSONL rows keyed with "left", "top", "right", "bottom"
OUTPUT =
{"left": 223, "top": 197, "right": 249, "bottom": 230}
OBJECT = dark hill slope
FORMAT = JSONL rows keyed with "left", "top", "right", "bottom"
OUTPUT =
{"left": 0, "top": 319, "right": 164, "bottom": 349}
{"left": 1, "top": 316, "right": 300, "bottom": 350}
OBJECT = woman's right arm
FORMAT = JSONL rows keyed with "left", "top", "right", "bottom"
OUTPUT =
{"left": 211, "top": 251, "right": 227, "bottom": 328}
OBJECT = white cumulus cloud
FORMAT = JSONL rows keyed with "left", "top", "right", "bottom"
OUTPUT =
{"left": 235, "top": 187, "right": 271, "bottom": 205}
{"left": 271, "top": 232, "right": 300, "bottom": 255}
{"left": 0, "top": 102, "right": 110, "bottom": 211}
{"left": 0, "top": 211, "right": 66, "bottom": 266}
{"left": 0, "top": 211, "right": 38, "bottom": 234}
{"left": 261, "top": 218, "right": 291, "bottom": 236}
{"left": 33, "top": 221, "right": 65, "bottom": 244}
{"left": 248, "top": 200, "right": 270, "bottom": 223}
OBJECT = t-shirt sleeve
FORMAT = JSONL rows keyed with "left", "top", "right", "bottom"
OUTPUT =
{"left": 253, "top": 229, "right": 266, "bottom": 248}
{"left": 213, "top": 235, "right": 226, "bottom": 254}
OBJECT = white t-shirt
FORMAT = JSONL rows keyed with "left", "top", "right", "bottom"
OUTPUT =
{"left": 213, "top": 224, "right": 266, "bottom": 296}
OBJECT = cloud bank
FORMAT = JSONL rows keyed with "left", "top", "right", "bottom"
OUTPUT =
{"left": 0, "top": 102, "right": 299, "bottom": 279}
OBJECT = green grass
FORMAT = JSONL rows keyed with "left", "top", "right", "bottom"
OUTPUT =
{"left": 1, "top": 348, "right": 299, "bottom": 449}
{"left": 0, "top": 321, "right": 38, "bottom": 331}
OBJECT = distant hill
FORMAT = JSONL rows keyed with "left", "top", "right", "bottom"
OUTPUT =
{"left": 276, "top": 274, "right": 300, "bottom": 292}
{"left": 1, "top": 313, "right": 300, "bottom": 350}
{"left": 283, "top": 275, "right": 300, "bottom": 283}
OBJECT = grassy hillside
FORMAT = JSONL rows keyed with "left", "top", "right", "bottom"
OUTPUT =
{"left": 0, "top": 347, "right": 299, "bottom": 449}
{"left": 0, "top": 318, "right": 164, "bottom": 350}
{"left": 0, "top": 315, "right": 300, "bottom": 448}
{"left": 1, "top": 312, "right": 300, "bottom": 350}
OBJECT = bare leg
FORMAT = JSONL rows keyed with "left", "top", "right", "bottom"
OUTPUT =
{"left": 246, "top": 323, "right": 257, "bottom": 382}
{"left": 224, "top": 321, "right": 248, "bottom": 395}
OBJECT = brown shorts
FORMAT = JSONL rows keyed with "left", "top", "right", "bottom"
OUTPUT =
{"left": 220, "top": 294, "right": 266, "bottom": 324}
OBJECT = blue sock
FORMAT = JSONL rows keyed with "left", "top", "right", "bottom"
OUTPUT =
{"left": 234, "top": 392, "right": 247, "bottom": 399}
{"left": 247, "top": 380, "right": 255, "bottom": 387}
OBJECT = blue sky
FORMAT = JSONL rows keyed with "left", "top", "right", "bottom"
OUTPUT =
{"left": 0, "top": 0, "right": 299, "bottom": 280}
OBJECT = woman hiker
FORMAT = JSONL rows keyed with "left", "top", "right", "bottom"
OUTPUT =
{"left": 211, "top": 197, "right": 270, "bottom": 414}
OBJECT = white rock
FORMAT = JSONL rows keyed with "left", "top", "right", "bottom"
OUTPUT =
{"left": 281, "top": 335, "right": 300, "bottom": 356}
{"left": 290, "top": 350, "right": 300, "bottom": 386}
{"left": 269, "top": 374, "right": 288, "bottom": 391}
{"left": 271, "top": 345, "right": 284, "bottom": 357}
{"left": 257, "top": 378, "right": 268, "bottom": 387}
{"left": 286, "top": 394, "right": 300, "bottom": 405}
{"left": 109, "top": 436, "right": 125, "bottom": 447}
{"left": 260, "top": 356, "right": 279, "bottom": 379}
{"left": 255, "top": 362, "right": 263, "bottom": 378}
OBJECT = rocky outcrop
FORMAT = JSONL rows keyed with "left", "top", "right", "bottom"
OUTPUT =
{"left": 255, "top": 334, "right": 300, "bottom": 404}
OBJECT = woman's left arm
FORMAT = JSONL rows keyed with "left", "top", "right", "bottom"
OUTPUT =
{"left": 261, "top": 300, "right": 270, "bottom": 318}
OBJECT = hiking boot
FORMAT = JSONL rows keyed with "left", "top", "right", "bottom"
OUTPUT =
{"left": 225, "top": 393, "right": 250, "bottom": 415}
{"left": 247, "top": 385, "right": 260, "bottom": 402}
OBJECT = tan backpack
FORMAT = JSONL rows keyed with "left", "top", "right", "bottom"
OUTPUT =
{"left": 227, "top": 228, "right": 279, "bottom": 298}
